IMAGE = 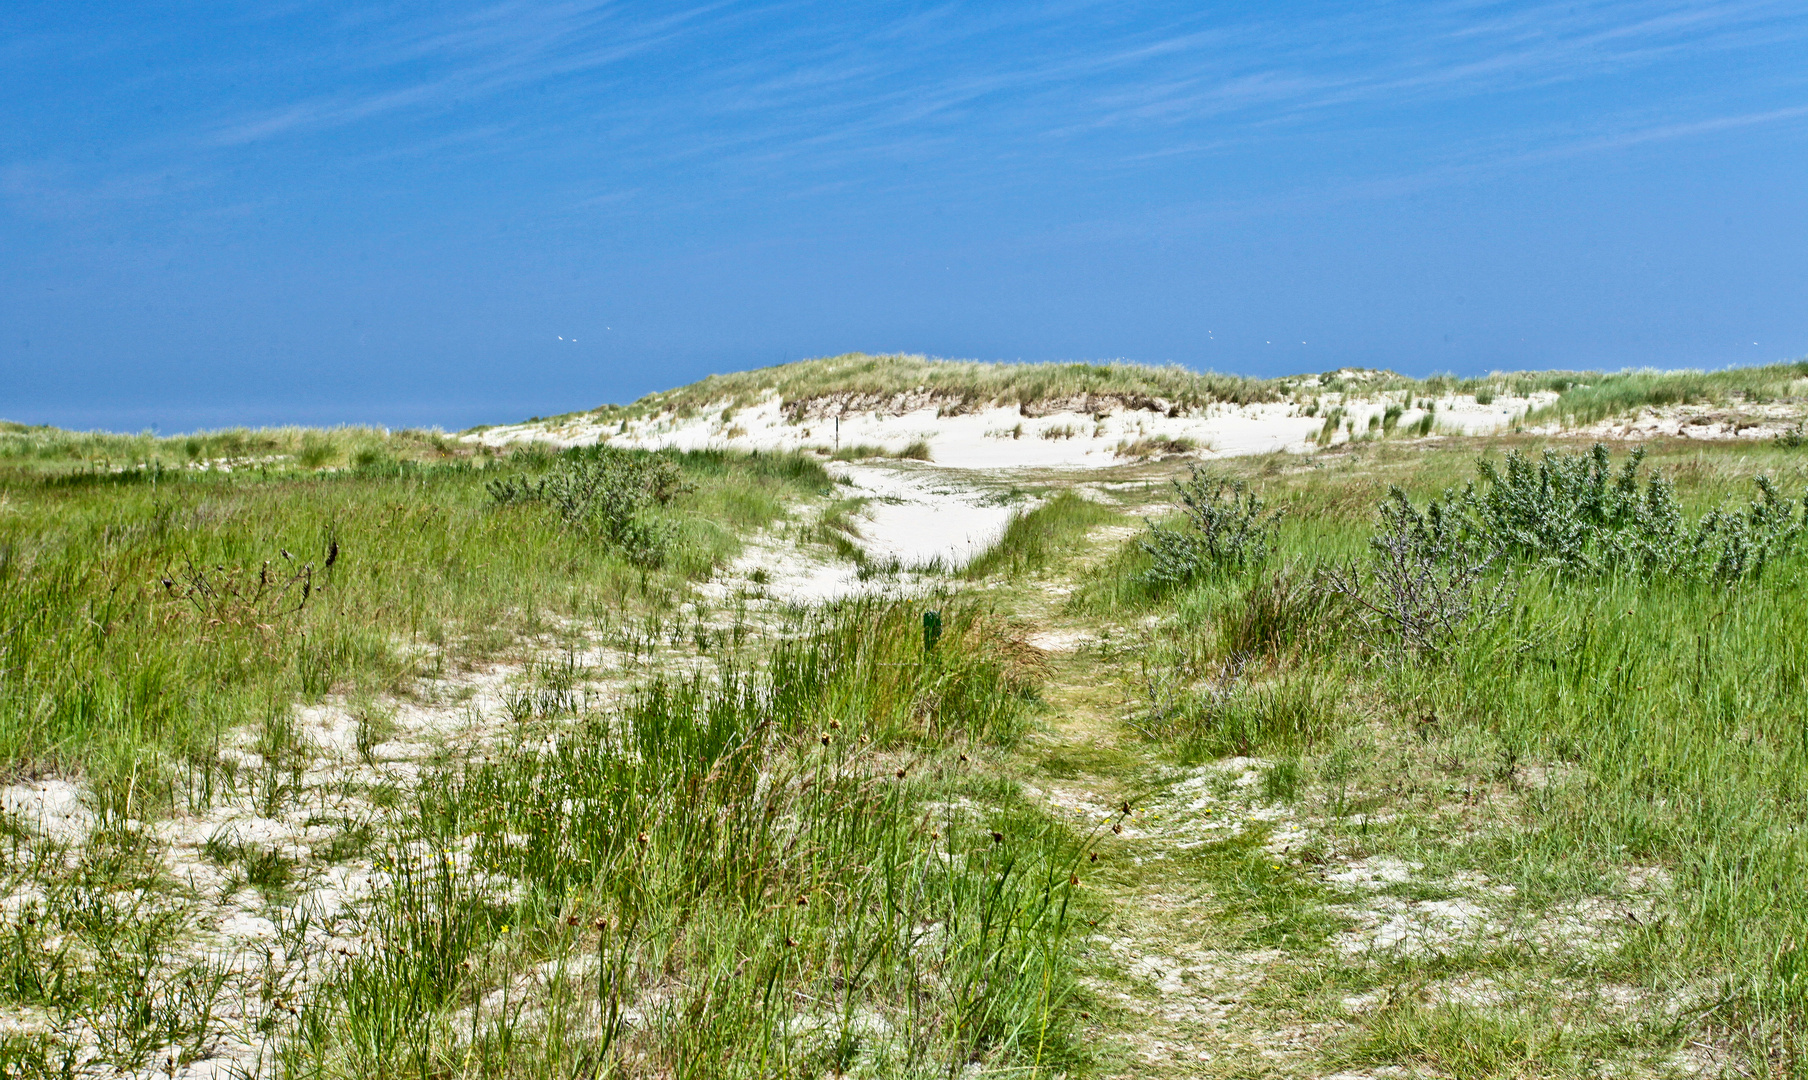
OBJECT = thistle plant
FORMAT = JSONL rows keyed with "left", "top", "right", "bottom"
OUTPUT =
{"left": 1324, "top": 490, "right": 1515, "bottom": 659}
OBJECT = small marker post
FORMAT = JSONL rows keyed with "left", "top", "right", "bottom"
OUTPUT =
{"left": 922, "top": 610, "right": 942, "bottom": 654}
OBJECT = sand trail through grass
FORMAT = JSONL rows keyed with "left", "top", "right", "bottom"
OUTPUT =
{"left": 984, "top": 462, "right": 1752, "bottom": 1079}
{"left": 13, "top": 416, "right": 1808, "bottom": 1076}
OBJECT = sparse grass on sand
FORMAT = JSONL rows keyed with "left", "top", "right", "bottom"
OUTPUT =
{"left": 277, "top": 599, "right": 1089, "bottom": 1078}
{"left": 1079, "top": 437, "right": 1808, "bottom": 1076}
{"left": 15, "top": 383, "right": 1808, "bottom": 1078}
{"left": 544, "top": 352, "right": 1808, "bottom": 431}
{"left": 0, "top": 438, "right": 829, "bottom": 801}
{"left": 0, "top": 430, "right": 1095, "bottom": 1078}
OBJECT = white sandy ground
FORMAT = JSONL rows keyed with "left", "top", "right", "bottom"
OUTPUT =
{"left": 465, "top": 379, "right": 1808, "bottom": 608}
{"left": 468, "top": 387, "right": 1558, "bottom": 467}
{"left": 0, "top": 645, "right": 641, "bottom": 1079}
{"left": 690, "top": 460, "right": 1025, "bottom": 606}
{"left": 469, "top": 387, "right": 1547, "bottom": 604}
{"left": 834, "top": 463, "right": 1019, "bottom": 567}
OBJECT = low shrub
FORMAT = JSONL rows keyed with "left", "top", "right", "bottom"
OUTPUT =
{"left": 487, "top": 447, "right": 692, "bottom": 565}
{"left": 1139, "top": 468, "right": 1283, "bottom": 588}
{"left": 1422, "top": 444, "right": 1806, "bottom": 582}
{"left": 1323, "top": 491, "right": 1515, "bottom": 658}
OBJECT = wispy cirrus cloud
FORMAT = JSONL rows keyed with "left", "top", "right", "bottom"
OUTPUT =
{"left": 10, "top": 0, "right": 1808, "bottom": 226}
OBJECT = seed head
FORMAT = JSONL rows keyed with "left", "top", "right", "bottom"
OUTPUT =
{"left": 990, "top": 831, "right": 1004, "bottom": 845}
{"left": 636, "top": 832, "right": 649, "bottom": 846}
{"left": 894, "top": 769, "right": 906, "bottom": 779}
{"left": 1069, "top": 875, "right": 1080, "bottom": 887}
{"left": 795, "top": 895, "right": 809, "bottom": 907}
{"left": 820, "top": 732, "right": 832, "bottom": 746}
{"left": 828, "top": 719, "right": 841, "bottom": 730}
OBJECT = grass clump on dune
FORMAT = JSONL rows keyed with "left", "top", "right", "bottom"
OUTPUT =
{"left": 962, "top": 491, "right": 1118, "bottom": 580}
{"left": 0, "top": 439, "right": 828, "bottom": 801}
{"left": 281, "top": 598, "right": 1090, "bottom": 1079}
{"left": 0, "top": 421, "right": 468, "bottom": 474}
{"left": 599, "top": 352, "right": 1293, "bottom": 420}
{"left": 1521, "top": 361, "right": 1808, "bottom": 426}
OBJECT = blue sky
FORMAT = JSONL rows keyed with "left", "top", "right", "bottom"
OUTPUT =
{"left": 3, "top": 1, "right": 1807, "bottom": 432}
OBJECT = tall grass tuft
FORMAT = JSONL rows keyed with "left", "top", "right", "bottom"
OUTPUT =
{"left": 283, "top": 599, "right": 1088, "bottom": 1078}
{"left": 961, "top": 492, "right": 1119, "bottom": 579}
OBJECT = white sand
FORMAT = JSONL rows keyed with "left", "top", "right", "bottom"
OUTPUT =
{"left": 466, "top": 386, "right": 1552, "bottom": 602}
{"left": 833, "top": 462, "right": 1018, "bottom": 568}
{"left": 468, "top": 390, "right": 1554, "bottom": 466}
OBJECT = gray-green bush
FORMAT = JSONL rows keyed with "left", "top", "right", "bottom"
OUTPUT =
{"left": 1411, "top": 444, "right": 1805, "bottom": 581}
{"left": 1140, "top": 469, "right": 1283, "bottom": 588}
{"left": 487, "top": 447, "right": 693, "bottom": 566}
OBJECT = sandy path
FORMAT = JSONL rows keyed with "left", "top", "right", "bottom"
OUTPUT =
{"left": 699, "top": 460, "right": 1021, "bottom": 606}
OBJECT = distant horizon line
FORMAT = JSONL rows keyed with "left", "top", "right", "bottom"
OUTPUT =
{"left": 5, "top": 353, "right": 1805, "bottom": 438}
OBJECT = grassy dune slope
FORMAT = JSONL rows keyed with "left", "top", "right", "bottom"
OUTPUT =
{"left": 1047, "top": 437, "right": 1808, "bottom": 1077}
{"left": 9, "top": 362, "right": 1808, "bottom": 1077}
{"left": 553, "top": 353, "right": 1808, "bottom": 428}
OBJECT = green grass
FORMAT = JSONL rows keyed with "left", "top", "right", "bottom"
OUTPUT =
{"left": 1523, "top": 361, "right": 1808, "bottom": 426}
{"left": 22, "top": 398, "right": 1808, "bottom": 1076}
{"left": 461, "top": 352, "right": 1808, "bottom": 438}
{"left": 276, "top": 598, "right": 1090, "bottom": 1078}
{"left": 0, "top": 432, "right": 1097, "bottom": 1078}
{"left": 962, "top": 491, "right": 1119, "bottom": 580}
{"left": 0, "top": 421, "right": 469, "bottom": 474}
{"left": 1096, "top": 438, "right": 1808, "bottom": 1074}
{"left": 0, "top": 439, "right": 829, "bottom": 802}
{"left": 586, "top": 352, "right": 1296, "bottom": 421}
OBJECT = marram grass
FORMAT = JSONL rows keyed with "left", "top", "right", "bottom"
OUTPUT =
{"left": 279, "top": 599, "right": 1090, "bottom": 1079}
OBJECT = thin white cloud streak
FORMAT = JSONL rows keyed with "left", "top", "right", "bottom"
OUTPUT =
{"left": 1030, "top": 98, "right": 1808, "bottom": 250}
{"left": 11, "top": 0, "right": 1808, "bottom": 225}
{"left": 190, "top": 0, "right": 1800, "bottom": 153}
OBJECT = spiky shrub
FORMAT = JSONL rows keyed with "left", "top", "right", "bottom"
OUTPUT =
{"left": 1140, "top": 468, "right": 1283, "bottom": 589}
{"left": 1425, "top": 444, "right": 1806, "bottom": 581}
{"left": 487, "top": 447, "right": 692, "bottom": 565}
{"left": 1324, "top": 490, "right": 1515, "bottom": 659}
